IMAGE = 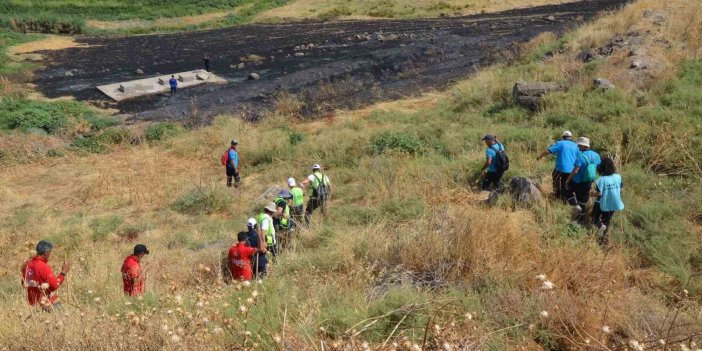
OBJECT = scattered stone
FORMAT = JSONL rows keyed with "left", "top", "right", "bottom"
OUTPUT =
{"left": 294, "top": 52, "right": 305, "bottom": 57}
{"left": 248, "top": 73, "right": 260, "bottom": 80}
{"left": 594, "top": 78, "right": 615, "bottom": 90}
{"left": 508, "top": 177, "right": 542, "bottom": 204}
{"left": 512, "top": 81, "right": 563, "bottom": 110}
{"left": 630, "top": 59, "right": 647, "bottom": 70}
{"left": 386, "top": 34, "right": 399, "bottom": 41}
{"left": 546, "top": 15, "right": 556, "bottom": 22}
{"left": 134, "top": 68, "right": 144, "bottom": 75}
{"left": 576, "top": 50, "right": 594, "bottom": 62}
{"left": 65, "top": 70, "right": 74, "bottom": 77}
{"left": 236, "top": 63, "right": 245, "bottom": 69}
{"left": 375, "top": 34, "right": 387, "bottom": 42}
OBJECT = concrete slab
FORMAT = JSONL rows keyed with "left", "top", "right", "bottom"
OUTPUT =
{"left": 97, "top": 69, "right": 226, "bottom": 101}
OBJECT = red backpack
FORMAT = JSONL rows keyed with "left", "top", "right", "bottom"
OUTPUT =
{"left": 221, "top": 149, "right": 230, "bottom": 166}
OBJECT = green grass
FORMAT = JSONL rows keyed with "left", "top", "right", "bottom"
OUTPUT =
{"left": 0, "top": 0, "right": 291, "bottom": 34}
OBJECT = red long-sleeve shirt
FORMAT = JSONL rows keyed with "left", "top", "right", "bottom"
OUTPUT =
{"left": 229, "top": 243, "right": 256, "bottom": 281}
{"left": 21, "top": 256, "right": 65, "bottom": 307}
{"left": 121, "top": 255, "right": 144, "bottom": 296}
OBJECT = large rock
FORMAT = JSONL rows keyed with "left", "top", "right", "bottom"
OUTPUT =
{"left": 134, "top": 68, "right": 144, "bottom": 75}
{"left": 512, "top": 81, "right": 563, "bottom": 110}
{"left": 248, "top": 72, "right": 260, "bottom": 80}
{"left": 594, "top": 78, "right": 615, "bottom": 90}
{"left": 508, "top": 177, "right": 542, "bottom": 204}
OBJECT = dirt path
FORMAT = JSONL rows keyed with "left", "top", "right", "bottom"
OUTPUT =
{"left": 33, "top": 0, "right": 628, "bottom": 123}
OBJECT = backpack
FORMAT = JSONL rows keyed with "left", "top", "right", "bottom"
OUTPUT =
{"left": 221, "top": 149, "right": 231, "bottom": 166}
{"left": 581, "top": 152, "right": 597, "bottom": 182}
{"left": 313, "top": 173, "right": 330, "bottom": 201}
{"left": 490, "top": 144, "right": 509, "bottom": 172}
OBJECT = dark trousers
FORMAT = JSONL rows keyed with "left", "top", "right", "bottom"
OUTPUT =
{"left": 204, "top": 60, "right": 210, "bottom": 72}
{"left": 592, "top": 202, "right": 614, "bottom": 245}
{"left": 251, "top": 255, "right": 266, "bottom": 278}
{"left": 304, "top": 197, "right": 326, "bottom": 225}
{"left": 567, "top": 181, "right": 592, "bottom": 207}
{"left": 170, "top": 87, "right": 177, "bottom": 95}
{"left": 552, "top": 170, "right": 570, "bottom": 202}
{"left": 291, "top": 205, "right": 304, "bottom": 226}
{"left": 226, "top": 167, "right": 240, "bottom": 188}
{"left": 481, "top": 171, "right": 504, "bottom": 191}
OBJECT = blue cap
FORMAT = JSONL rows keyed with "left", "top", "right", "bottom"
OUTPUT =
{"left": 481, "top": 134, "right": 496, "bottom": 141}
{"left": 277, "top": 190, "right": 292, "bottom": 199}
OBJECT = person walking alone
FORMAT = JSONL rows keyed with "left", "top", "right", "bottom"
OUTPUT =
{"left": 301, "top": 164, "right": 331, "bottom": 225}
{"left": 121, "top": 244, "right": 150, "bottom": 297}
{"left": 169, "top": 75, "right": 178, "bottom": 95}
{"left": 480, "top": 134, "right": 508, "bottom": 191}
{"left": 565, "top": 137, "right": 601, "bottom": 222}
{"left": 203, "top": 54, "right": 211, "bottom": 72}
{"left": 20, "top": 240, "right": 70, "bottom": 311}
{"left": 537, "top": 131, "right": 579, "bottom": 202}
{"left": 222, "top": 140, "right": 240, "bottom": 188}
{"left": 591, "top": 157, "right": 624, "bottom": 246}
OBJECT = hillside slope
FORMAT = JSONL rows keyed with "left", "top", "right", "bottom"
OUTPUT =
{"left": 0, "top": 0, "right": 701, "bottom": 350}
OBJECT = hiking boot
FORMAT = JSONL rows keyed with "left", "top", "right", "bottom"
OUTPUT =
{"left": 596, "top": 224, "right": 607, "bottom": 239}
{"left": 571, "top": 205, "right": 583, "bottom": 217}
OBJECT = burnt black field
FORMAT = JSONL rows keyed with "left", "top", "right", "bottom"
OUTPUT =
{"left": 34, "top": 0, "right": 628, "bottom": 122}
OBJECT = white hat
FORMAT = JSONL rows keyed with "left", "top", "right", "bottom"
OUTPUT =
{"left": 247, "top": 218, "right": 257, "bottom": 227}
{"left": 576, "top": 137, "right": 591, "bottom": 148}
{"left": 264, "top": 202, "right": 277, "bottom": 212}
{"left": 287, "top": 177, "right": 296, "bottom": 187}
{"left": 562, "top": 130, "right": 573, "bottom": 138}
{"left": 312, "top": 164, "right": 321, "bottom": 170}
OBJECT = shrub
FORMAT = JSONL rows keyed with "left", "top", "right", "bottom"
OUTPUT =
{"left": 145, "top": 123, "right": 185, "bottom": 141}
{"left": 370, "top": 131, "right": 424, "bottom": 155}
{"left": 72, "top": 127, "right": 130, "bottom": 153}
{"left": 171, "top": 186, "right": 230, "bottom": 215}
{"left": 89, "top": 215, "right": 124, "bottom": 242}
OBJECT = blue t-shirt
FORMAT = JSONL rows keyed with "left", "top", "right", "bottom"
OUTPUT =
{"left": 486, "top": 143, "right": 505, "bottom": 173}
{"left": 169, "top": 78, "right": 177, "bottom": 88}
{"left": 596, "top": 174, "right": 624, "bottom": 212}
{"left": 228, "top": 149, "right": 239, "bottom": 168}
{"left": 572, "top": 149, "right": 601, "bottom": 183}
{"left": 548, "top": 139, "right": 579, "bottom": 173}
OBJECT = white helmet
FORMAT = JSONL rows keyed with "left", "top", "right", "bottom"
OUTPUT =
{"left": 287, "top": 177, "right": 296, "bottom": 187}
{"left": 312, "top": 164, "right": 321, "bottom": 170}
{"left": 247, "top": 218, "right": 257, "bottom": 227}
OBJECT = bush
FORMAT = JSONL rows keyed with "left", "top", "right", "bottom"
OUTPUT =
{"left": 89, "top": 215, "right": 124, "bottom": 242}
{"left": 145, "top": 123, "right": 185, "bottom": 141}
{"left": 72, "top": 127, "right": 131, "bottom": 153}
{"left": 171, "top": 186, "right": 230, "bottom": 215}
{"left": 317, "top": 6, "right": 352, "bottom": 21}
{"left": 370, "top": 131, "right": 424, "bottom": 155}
{"left": 0, "top": 98, "right": 113, "bottom": 134}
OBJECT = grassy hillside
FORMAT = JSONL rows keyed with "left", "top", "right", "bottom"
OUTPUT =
{"left": 0, "top": 0, "right": 701, "bottom": 350}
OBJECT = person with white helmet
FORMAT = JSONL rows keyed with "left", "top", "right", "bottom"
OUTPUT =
{"left": 287, "top": 177, "right": 305, "bottom": 227}
{"left": 245, "top": 218, "right": 267, "bottom": 278}
{"left": 300, "top": 164, "right": 331, "bottom": 225}
{"left": 537, "top": 130, "right": 579, "bottom": 202}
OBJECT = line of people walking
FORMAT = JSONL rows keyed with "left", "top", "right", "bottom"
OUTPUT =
{"left": 481, "top": 130, "right": 624, "bottom": 245}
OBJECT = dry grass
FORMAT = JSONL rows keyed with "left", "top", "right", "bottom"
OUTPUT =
{"left": 1, "top": 0, "right": 702, "bottom": 349}
{"left": 86, "top": 11, "right": 234, "bottom": 31}
{"left": 257, "top": 0, "right": 578, "bottom": 21}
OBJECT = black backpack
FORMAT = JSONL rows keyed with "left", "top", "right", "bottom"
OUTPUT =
{"left": 490, "top": 144, "right": 509, "bottom": 172}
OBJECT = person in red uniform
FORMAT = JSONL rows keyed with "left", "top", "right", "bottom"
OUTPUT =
{"left": 229, "top": 232, "right": 258, "bottom": 281}
{"left": 20, "top": 240, "right": 70, "bottom": 311}
{"left": 121, "top": 244, "right": 149, "bottom": 296}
